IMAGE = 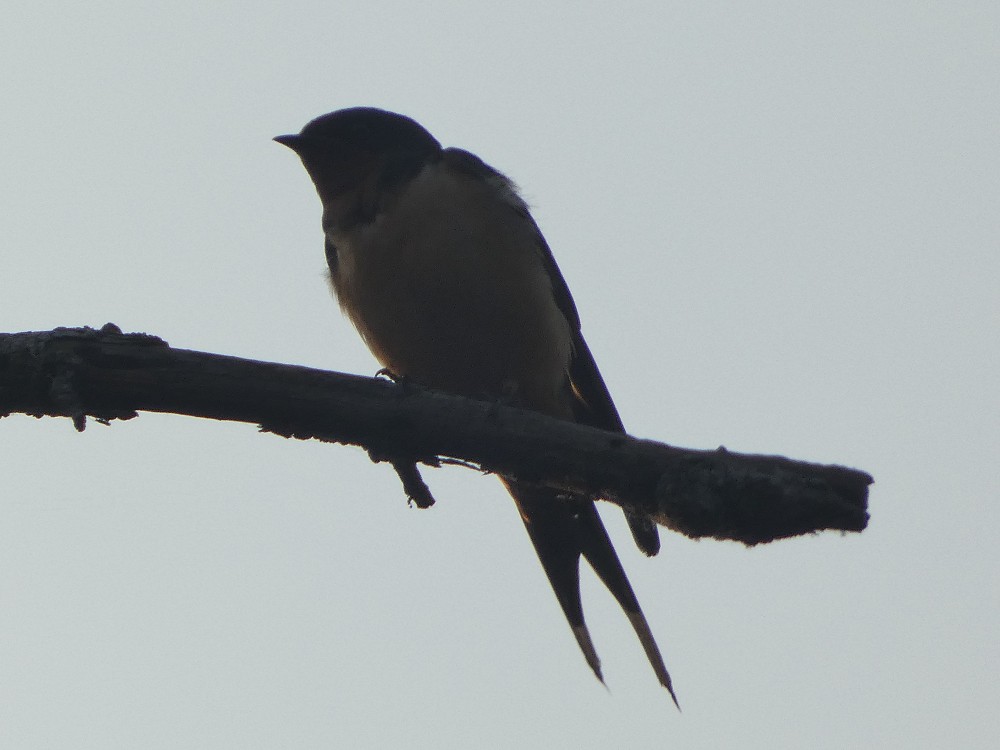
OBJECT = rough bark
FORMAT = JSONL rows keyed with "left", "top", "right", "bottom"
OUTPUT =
{"left": 0, "top": 325, "right": 871, "bottom": 544}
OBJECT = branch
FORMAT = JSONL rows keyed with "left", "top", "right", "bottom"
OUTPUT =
{"left": 0, "top": 325, "right": 871, "bottom": 544}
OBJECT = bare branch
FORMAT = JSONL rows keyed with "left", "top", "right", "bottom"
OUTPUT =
{"left": 0, "top": 325, "right": 871, "bottom": 544}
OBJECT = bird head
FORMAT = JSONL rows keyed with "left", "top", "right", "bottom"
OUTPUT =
{"left": 274, "top": 107, "right": 442, "bottom": 207}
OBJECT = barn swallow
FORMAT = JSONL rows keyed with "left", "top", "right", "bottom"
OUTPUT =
{"left": 275, "top": 107, "right": 677, "bottom": 704}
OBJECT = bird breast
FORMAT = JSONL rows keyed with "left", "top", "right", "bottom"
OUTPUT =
{"left": 326, "top": 161, "right": 574, "bottom": 417}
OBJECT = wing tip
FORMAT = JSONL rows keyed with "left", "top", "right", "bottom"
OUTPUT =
{"left": 626, "top": 511, "right": 661, "bottom": 556}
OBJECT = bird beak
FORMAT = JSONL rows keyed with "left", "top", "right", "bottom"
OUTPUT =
{"left": 273, "top": 134, "right": 302, "bottom": 151}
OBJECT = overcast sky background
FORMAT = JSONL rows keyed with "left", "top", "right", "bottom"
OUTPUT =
{"left": 2, "top": 2, "right": 997, "bottom": 748}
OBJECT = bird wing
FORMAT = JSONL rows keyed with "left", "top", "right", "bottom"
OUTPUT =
{"left": 442, "top": 148, "right": 672, "bottom": 697}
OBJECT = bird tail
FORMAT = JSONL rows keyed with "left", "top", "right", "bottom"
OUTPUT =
{"left": 503, "top": 479, "right": 679, "bottom": 707}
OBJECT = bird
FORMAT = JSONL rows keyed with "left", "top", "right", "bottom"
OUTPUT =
{"left": 274, "top": 107, "right": 677, "bottom": 704}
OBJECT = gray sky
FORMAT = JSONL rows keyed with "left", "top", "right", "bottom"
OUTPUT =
{"left": 3, "top": 2, "right": 997, "bottom": 747}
